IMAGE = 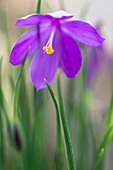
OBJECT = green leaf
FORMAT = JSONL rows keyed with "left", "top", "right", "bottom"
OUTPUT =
{"left": 57, "top": 74, "right": 76, "bottom": 170}
{"left": 45, "top": 75, "right": 76, "bottom": 170}
{"left": 94, "top": 125, "right": 113, "bottom": 170}
{"left": 45, "top": 80, "right": 63, "bottom": 169}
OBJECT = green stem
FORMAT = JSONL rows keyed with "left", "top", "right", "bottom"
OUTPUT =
{"left": 0, "top": 109, "right": 4, "bottom": 169}
{"left": 57, "top": 74, "right": 76, "bottom": 170}
{"left": 94, "top": 89, "right": 113, "bottom": 170}
{"left": 105, "top": 90, "right": 113, "bottom": 131}
{"left": 43, "top": 0, "right": 53, "bottom": 12}
{"left": 0, "top": 59, "right": 12, "bottom": 148}
{"left": 55, "top": 107, "right": 64, "bottom": 169}
{"left": 33, "top": 0, "right": 42, "bottom": 114}
{"left": 0, "top": 60, "right": 4, "bottom": 169}
{"left": 79, "top": 0, "right": 91, "bottom": 19}
{"left": 94, "top": 125, "right": 113, "bottom": 170}
{"left": 45, "top": 80, "right": 62, "bottom": 169}
{"left": 58, "top": 0, "right": 65, "bottom": 10}
{"left": 93, "top": 89, "right": 113, "bottom": 170}
{"left": 3, "top": 0, "right": 11, "bottom": 53}
{"left": 14, "top": 50, "right": 28, "bottom": 121}
{"left": 36, "top": 0, "right": 42, "bottom": 13}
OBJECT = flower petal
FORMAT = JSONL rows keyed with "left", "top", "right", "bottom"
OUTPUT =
{"left": 16, "top": 14, "right": 51, "bottom": 27}
{"left": 59, "top": 30, "right": 82, "bottom": 78}
{"left": 61, "top": 20, "right": 105, "bottom": 46}
{"left": 29, "top": 31, "right": 59, "bottom": 90}
{"left": 10, "top": 26, "right": 50, "bottom": 66}
{"left": 47, "top": 10, "right": 73, "bottom": 20}
{"left": 30, "top": 51, "right": 59, "bottom": 91}
{"left": 10, "top": 28, "right": 38, "bottom": 65}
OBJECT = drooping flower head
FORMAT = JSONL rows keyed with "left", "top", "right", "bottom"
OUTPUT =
{"left": 10, "top": 10, "right": 105, "bottom": 90}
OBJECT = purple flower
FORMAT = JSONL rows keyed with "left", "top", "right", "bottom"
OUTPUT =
{"left": 84, "top": 23, "right": 110, "bottom": 88}
{"left": 10, "top": 10, "right": 104, "bottom": 90}
{"left": 85, "top": 44, "right": 111, "bottom": 88}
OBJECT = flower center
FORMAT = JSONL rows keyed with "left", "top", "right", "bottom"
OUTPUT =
{"left": 43, "top": 44, "right": 54, "bottom": 54}
{"left": 42, "top": 26, "right": 56, "bottom": 55}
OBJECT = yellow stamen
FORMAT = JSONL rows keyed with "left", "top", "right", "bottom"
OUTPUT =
{"left": 43, "top": 44, "right": 54, "bottom": 55}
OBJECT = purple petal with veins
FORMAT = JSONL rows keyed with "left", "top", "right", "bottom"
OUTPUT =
{"left": 10, "top": 10, "right": 105, "bottom": 90}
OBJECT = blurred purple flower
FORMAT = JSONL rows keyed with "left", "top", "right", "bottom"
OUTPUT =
{"left": 85, "top": 23, "right": 110, "bottom": 88}
{"left": 85, "top": 44, "right": 111, "bottom": 88}
{"left": 9, "top": 10, "right": 104, "bottom": 90}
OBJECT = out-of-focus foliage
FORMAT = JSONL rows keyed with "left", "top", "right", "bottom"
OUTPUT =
{"left": 0, "top": 0, "right": 113, "bottom": 170}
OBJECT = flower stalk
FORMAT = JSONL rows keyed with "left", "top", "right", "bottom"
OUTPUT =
{"left": 36, "top": 0, "right": 42, "bottom": 13}
{"left": 0, "top": 59, "right": 4, "bottom": 169}
{"left": 105, "top": 90, "right": 113, "bottom": 131}
{"left": 94, "top": 125, "right": 113, "bottom": 170}
{"left": 45, "top": 75, "right": 76, "bottom": 170}
{"left": 57, "top": 74, "right": 76, "bottom": 170}
{"left": 14, "top": 50, "right": 28, "bottom": 121}
{"left": 94, "top": 90, "right": 113, "bottom": 170}
{"left": 45, "top": 80, "right": 63, "bottom": 169}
